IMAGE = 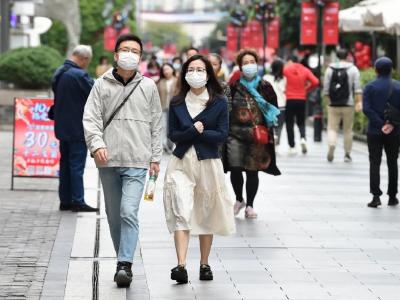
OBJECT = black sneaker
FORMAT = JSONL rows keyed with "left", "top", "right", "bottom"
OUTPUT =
{"left": 367, "top": 196, "right": 381, "bottom": 208}
{"left": 71, "top": 203, "right": 99, "bottom": 212}
{"left": 199, "top": 264, "right": 213, "bottom": 281}
{"left": 114, "top": 261, "right": 132, "bottom": 288}
{"left": 59, "top": 203, "right": 72, "bottom": 211}
{"left": 388, "top": 197, "right": 399, "bottom": 206}
{"left": 171, "top": 265, "right": 188, "bottom": 284}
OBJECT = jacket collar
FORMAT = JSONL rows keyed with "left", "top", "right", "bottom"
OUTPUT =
{"left": 103, "top": 68, "right": 143, "bottom": 86}
{"left": 64, "top": 59, "right": 81, "bottom": 69}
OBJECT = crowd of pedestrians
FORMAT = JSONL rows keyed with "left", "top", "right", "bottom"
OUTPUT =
{"left": 50, "top": 33, "right": 400, "bottom": 288}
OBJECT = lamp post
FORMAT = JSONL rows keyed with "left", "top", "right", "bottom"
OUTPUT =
{"left": 230, "top": 7, "right": 247, "bottom": 52}
{"left": 255, "top": 0, "right": 276, "bottom": 74}
{"left": 313, "top": 0, "right": 327, "bottom": 142}
{"left": 0, "top": 0, "right": 10, "bottom": 54}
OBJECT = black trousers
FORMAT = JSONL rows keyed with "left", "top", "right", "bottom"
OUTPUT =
{"left": 286, "top": 100, "right": 306, "bottom": 148}
{"left": 275, "top": 109, "right": 286, "bottom": 145}
{"left": 367, "top": 134, "right": 400, "bottom": 197}
{"left": 230, "top": 170, "right": 259, "bottom": 207}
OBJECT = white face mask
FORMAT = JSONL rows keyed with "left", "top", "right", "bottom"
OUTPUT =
{"left": 117, "top": 52, "right": 139, "bottom": 71}
{"left": 242, "top": 63, "right": 258, "bottom": 79}
{"left": 185, "top": 71, "right": 207, "bottom": 88}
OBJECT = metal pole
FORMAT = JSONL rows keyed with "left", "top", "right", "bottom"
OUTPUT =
{"left": 262, "top": 15, "right": 267, "bottom": 74}
{"left": 313, "top": 1, "right": 324, "bottom": 142}
{"left": 397, "top": 34, "right": 400, "bottom": 72}
{"left": 0, "top": 0, "right": 10, "bottom": 54}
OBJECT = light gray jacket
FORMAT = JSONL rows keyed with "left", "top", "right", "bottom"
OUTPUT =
{"left": 323, "top": 61, "right": 362, "bottom": 106}
{"left": 83, "top": 69, "right": 163, "bottom": 169}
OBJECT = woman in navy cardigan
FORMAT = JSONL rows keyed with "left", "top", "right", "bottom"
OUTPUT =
{"left": 163, "top": 55, "right": 236, "bottom": 284}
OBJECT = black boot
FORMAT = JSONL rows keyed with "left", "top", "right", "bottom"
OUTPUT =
{"left": 388, "top": 197, "right": 399, "bottom": 206}
{"left": 367, "top": 196, "right": 381, "bottom": 208}
{"left": 199, "top": 264, "right": 213, "bottom": 281}
{"left": 114, "top": 261, "right": 133, "bottom": 288}
{"left": 171, "top": 265, "right": 188, "bottom": 284}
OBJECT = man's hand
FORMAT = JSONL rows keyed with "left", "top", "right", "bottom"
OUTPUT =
{"left": 194, "top": 121, "right": 204, "bottom": 134}
{"left": 94, "top": 148, "right": 108, "bottom": 165}
{"left": 382, "top": 123, "right": 394, "bottom": 135}
{"left": 355, "top": 102, "right": 363, "bottom": 113}
{"left": 149, "top": 162, "right": 160, "bottom": 176}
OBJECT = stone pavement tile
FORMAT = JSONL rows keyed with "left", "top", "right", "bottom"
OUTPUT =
{"left": 234, "top": 283, "right": 287, "bottom": 300}
{"left": 64, "top": 260, "right": 93, "bottom": 299}
{"left": 326, "top": 284, "right": 381, "bottom": 300}
{"left": 98, "top": 260, "right": 126, "bottom": 300}
{"left": 368, "top": 285, "right": 400, "bottom": 300}
{"left": 282, "top": 282, "right": 330, "bottom": 299}
{"left": 70, "top": 217, "right": 96, "bottom": 258}
{"left": 228, "top": 271, "right": 275, "bottom": 284}
{"left": 191, "top": 283, "right": 242, "bottom": 300}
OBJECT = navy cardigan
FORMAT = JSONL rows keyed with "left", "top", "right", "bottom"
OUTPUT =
{"left": 168, "top": 95, "right": 229, "bottom": 160}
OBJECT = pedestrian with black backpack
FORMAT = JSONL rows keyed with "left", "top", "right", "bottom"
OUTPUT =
{"left": 323, "top": 48, "right": 362, "bottom": 162}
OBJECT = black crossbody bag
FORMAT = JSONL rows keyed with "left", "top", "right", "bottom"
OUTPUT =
{"left": 384, "top": 80, "right": 400, "bottom": 126}
{"left": 103, "top": 79, "right": 142, "bottom": 130}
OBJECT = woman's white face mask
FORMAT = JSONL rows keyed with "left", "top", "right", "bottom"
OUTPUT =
{"left": 185, "top": 71, "right": 207, "bottom": 88}
{"left": 117, "top": 52, "right": 140, "bottom": 71}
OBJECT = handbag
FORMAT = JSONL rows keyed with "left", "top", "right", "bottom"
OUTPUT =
{"left": 384, "top": 80, "right": 400, "bottom": 125}
{"left": 245, "top": 98, "right": 269, "bottom": 144}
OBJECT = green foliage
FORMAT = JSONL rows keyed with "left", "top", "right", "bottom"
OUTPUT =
{"left": 40, "top": 20, "right": 68, "bottom": 56}
{"left": 0, "top": 46, "right": 63, "bottom": 89}
{"left": 204, "top": 16, "right": 230, "bottom": 53}
{"left": 41, "top": 0, "right": 136, "bottom": 76}
{"left": 143, "top": 22, "right": 190, "bottom": 51}
{"left": 277, "top": 0, "right": 301, "bottom": 48}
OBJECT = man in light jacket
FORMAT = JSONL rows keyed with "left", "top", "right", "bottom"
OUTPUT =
{"left": 83, "top": 34, "right": 162, "bottom": 288}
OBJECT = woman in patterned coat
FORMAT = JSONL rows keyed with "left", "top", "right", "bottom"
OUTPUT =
{"left": 224, "top": 49, "right": 281, "bottom": 218}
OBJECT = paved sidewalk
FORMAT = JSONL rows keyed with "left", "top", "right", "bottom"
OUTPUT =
{"left": 0, "top": 131, "right": 61, "bottom": 300}
{"left": 56, "top": 132, "right": 400, "bottom": 300}
{"left": 1, "top": 128, "right": 400, "bottom": 300}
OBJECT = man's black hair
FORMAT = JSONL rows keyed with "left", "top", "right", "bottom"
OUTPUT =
{"left": 337, "top": 48, "right": 348, "bottom": 60}
{"left": 288, "top": 55, "right": 299, "bottom": 63}
{"left": 114, "top": 34, "right": 143, "bottom": 53}
{"left": 186, "top": 46, "right": 199, "bottom": 54}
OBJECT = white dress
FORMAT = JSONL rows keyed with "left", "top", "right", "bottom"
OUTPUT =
{"left": 163, "top": 90, "right": 236, "bottom": 236}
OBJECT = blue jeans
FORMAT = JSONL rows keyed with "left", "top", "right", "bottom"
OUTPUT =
{"left": 59, "top": 141, "right": 87, "bottom": 205}
{"left": 99, "top": 167, "right": 147, "bottom": 262}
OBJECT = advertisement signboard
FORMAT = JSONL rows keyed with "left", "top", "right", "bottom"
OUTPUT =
{"left": 300, "top": 2, "right": 317, "bottom": 45}
{"left": 323, "top": 1, "right": 340, "bottom": 45}
{"left": 12, "top": 98, "right": 60, "bottom": 184}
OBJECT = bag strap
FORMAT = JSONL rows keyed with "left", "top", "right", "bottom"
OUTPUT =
{"left": 103, "top": 79, "right": 142, "bottom": 130}
{"left": 387, "top": 79, "right": 395, "bottom": 105}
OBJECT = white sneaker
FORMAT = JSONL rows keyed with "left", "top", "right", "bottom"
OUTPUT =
{"left": 245, "top": 206, "right": 258, "bottom": 219}
{"left": 288, "top": 147, "right": 297, "bottom": 156}
{"left": 300, "top": 138, "right": 307, "bottom": 154}
{"left": 233, "top": 201, "right": 246, "bottom": 216}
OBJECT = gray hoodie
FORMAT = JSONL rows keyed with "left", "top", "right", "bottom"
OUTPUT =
{"left": 83, "top": 69, "right": 163, "bottom": 169}
{"left": 323, "top": 61, "right": 362, "bottom": 106}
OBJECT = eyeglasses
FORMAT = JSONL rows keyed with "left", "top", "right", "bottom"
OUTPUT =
{"left": 117, "top": 47, "right": 141, "bottom": 55}
{"left": 187, "top": 68, "right": 206, "bottom": 74}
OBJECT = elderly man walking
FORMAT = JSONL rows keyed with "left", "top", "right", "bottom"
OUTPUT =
{"left": 83, "top": 34, "right": 163, "bottom": 288}
{"left": 52, "top": 45, "right": 98, "bottom": 212}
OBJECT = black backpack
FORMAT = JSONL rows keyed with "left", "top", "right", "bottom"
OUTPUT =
{"left": 329, "top": 67, "right": 350, "bottom": 106}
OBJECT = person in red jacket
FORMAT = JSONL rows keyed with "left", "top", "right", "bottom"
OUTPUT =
{"left": 283, "top": 55, "right": 319, "bottom": 154}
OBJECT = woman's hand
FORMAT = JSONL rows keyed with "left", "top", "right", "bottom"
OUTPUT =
{"left": 194, "top": 121, "right": 204, "bottom": 134}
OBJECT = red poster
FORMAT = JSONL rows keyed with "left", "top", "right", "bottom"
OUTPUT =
{"left": 249, "top": 20, "right": 263, "bottom": 50}
{"left": 267, "top": 18, "right": 280, "bottom": 49}
{"left": 241, "top": 23, "right": 253, "bottom": 49}
{"left": 301, "top": 2, "right": 317, "bottom": 45}
{"left": 323, "top": 2, "right": 339, "bottom": 45}
{"left": 104, "top": 26, "right": 131, "bottom": 51}
{"left": 13, "top": 98, "right": 60, "bottom": 177}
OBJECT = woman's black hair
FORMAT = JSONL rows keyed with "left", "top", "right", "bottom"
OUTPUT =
{"left": 170, "top": 54, "right": 224, "bottom": 107}
{"left": 147, "top": 60, "right": 160, "bottom": 69}
{"left": 208, "top": 53, "right": 223, "bottom": 67}
{"left": 159, "top": 63, "right": 176, "bottom": 81}
{"left": 271, "top": 59, "right": 284, "bottom": 81}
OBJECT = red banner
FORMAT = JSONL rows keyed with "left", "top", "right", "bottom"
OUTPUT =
{"left": 267, "top": 18, "right": 280, "bottom": 50}
{"left": 226, "top": 24, "right": 238, "bottom": 60}
{"left": 301, "top": 2, "right": 317, "bottom": 45}
{"left": 323, "top": 2, "right": 339, "bottom": 45}
{"left": 13, "top": 98, "right": 60, "bottom": 177}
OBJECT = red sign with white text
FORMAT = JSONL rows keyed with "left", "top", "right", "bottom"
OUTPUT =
{"left": 323, "top": 2, "right": 340, "bottom": 45}
{"left": 13, "top": 98, "right": 60, "bottom": 177}
{"left": 301, "top": 2, "right": 317, "bottom": 45}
